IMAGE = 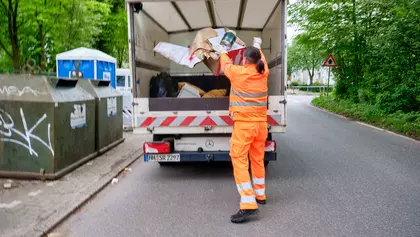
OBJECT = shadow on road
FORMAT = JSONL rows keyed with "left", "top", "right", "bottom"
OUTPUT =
{"left": 153, "top": 162, "right": 233, "bottom": 180}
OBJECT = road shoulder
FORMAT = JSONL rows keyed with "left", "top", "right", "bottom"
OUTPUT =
{"left": 310, "top": 102, "right": 419, "bottom": 143}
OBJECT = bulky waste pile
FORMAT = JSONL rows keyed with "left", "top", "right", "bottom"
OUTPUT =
{"left": 153, "top": 28, "right": 246, "bottom": 76}
{"left": 151, "top": 28, "right": 246, "bottom": 99}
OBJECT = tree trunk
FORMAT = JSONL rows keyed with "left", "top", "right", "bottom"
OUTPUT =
{"left": 39, "top": 23, "right": 45, "bottom": 70}
{"left": 307, "top": 68, "right": 314, "bottom": 85}
{"left": 38, "top": 0, "right": 48, "bottom": 70}
{"left": 7, "top": 0, "right": 20, "bottom": 71}
{"left": 352, "top": 0, "right": 359, "bottom": 85}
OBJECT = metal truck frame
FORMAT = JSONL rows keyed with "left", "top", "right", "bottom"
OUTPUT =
{"left": 126, "top": 0, "right": 287, "bottom": 165}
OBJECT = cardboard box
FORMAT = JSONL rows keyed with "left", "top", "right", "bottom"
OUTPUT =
{"left": 202, "top": 47, "right": 246, "bottom": 76}
{"left": 191, "top": 28, "right": 246, "bottom": 76}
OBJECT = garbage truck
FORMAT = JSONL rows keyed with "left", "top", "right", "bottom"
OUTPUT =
{"left": 126, "top": 0, "right": 287, "bottom": 165}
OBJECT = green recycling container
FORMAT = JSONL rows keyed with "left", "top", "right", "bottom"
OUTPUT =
{"left": 77, "top": 79, "right": 124, "bottom": 153}
{"left": 0, "top": 75, "right": 96, "bottom": 179}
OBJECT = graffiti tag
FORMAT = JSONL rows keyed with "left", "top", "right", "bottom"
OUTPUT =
{"left": 0, "top": 86, "right": 48, "bottom": 97}
{"left": 0, "top": 108, "right": 54, "bottom": 157}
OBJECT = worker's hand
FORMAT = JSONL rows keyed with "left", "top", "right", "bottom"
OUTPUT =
{"left": 213, "top": 44, "right": 228, "bottom": 56}
{"left": 253, "top": 37, "right": 262, "bottom": 49}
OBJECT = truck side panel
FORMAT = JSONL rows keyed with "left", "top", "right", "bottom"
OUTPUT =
{"left": 128, "top": 7, "right": 169, "bottom": 98}
{"left": 263, "top": 0, "right": 287, "bottom": 96}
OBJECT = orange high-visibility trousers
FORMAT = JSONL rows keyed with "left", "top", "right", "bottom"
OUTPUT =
{"left": 230, "top": 121, "right": 268, "bottom": 210}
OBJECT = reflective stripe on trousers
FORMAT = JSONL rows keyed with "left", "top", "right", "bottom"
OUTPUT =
{"left": 241, "top": 195, "right": 256, "bottom": 204}
{"left": 253, "top": 177, "right": 266, "bottom": 200}
{"left": 237, "top": 182, "right": 253, "bottom": 192}
{"left": 255, "top": 188, "right": 265, "bottom": 196}
{"left": 230, "top": 121, "right": 268, "bottom": 209}
{"left": 253, "top": 177, "right": 265, "bottom": 185}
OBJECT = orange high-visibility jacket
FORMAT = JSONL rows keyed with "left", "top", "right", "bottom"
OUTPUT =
{"left": 219, "top": 50, "right": 269, "bottom": 122}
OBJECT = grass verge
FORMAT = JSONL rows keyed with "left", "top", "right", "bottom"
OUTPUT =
{"left": 312, "top": 96, "right": 420, "bottom": 141}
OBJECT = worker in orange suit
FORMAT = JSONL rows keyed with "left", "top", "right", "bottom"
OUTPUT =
{"left": 214, "top": 37, "right": 269, "bottom": 223}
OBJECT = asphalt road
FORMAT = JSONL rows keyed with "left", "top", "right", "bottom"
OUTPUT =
{"left": 53, "top": 95, "right": 420, "bottom": 237}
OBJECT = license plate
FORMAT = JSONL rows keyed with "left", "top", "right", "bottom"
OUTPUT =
{"left": 146, "top": 154, "right": 180, "bottom": 162}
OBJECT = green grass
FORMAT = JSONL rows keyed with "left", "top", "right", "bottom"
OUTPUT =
{"left": 312, "top": 96, "right": 420, "bottom": 140}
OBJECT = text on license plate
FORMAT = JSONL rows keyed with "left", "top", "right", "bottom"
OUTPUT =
{"left": 146, "top": 154, "right": 180, "bottom": 162}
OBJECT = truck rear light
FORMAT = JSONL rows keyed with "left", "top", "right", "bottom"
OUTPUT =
{"left": 143, "top": 142, "right": 171, "bottom": 154}
{"left": 265, "top": 141, "right": 276, "bottom": 152}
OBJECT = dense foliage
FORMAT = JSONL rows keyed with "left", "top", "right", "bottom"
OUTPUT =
{"left": 289, "top": 0, "right": 420, "bottom": 113}
{"left": 313, "top": 96, "right": 420, "bottom": 140}
{"left": 0, "top": 0, "right": 128, "bottom": 73}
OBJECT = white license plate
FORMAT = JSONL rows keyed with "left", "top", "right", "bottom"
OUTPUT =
{"left": 147, "top": 154, "right": 180, "bottom": 162}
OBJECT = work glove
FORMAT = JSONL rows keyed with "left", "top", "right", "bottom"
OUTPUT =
{"left": 213, "top": 44, "right": 228, "bottom": 56}
{"left": 253, "top": 37, "right": 262, "bottom": 49}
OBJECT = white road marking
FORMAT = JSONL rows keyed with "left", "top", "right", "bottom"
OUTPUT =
{"left": 0, "top": 200, "right": 22, "bottom": 209}
{"left": 28, "top": 190, "right": 42, "bottom": 197}
{"left": 356, "top": 121, "right": 420, "bottom": 144}
{"left": 46, "top": 181, "right": 58, "bottom": 187}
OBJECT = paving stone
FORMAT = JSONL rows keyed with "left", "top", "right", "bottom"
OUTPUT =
{"left": 0, "top": 133, "right": 151, "bottom": 237}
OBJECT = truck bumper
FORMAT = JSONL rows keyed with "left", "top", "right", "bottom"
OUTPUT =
{"left": 144, "top": 152, "right": 277, "bottom": 163}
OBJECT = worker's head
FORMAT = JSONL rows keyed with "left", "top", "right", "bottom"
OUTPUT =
{"left": 244, "top": 46, "right": 265, "bottom": 74}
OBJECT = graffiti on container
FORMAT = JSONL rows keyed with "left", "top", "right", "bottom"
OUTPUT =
{"left": 70, "top": 104, "right": 87, "bottom": 128}
{"left": 0, "top": 86, "right": 48, "bottom": 97}
{"left": 0, "top": 108, "right": 54, "bottom": 157}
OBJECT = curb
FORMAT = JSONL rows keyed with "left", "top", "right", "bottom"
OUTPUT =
{"left": 310, "top": 103, "right": 420, "bottom": 144}
{"left": 33, "top": 151, "right": 144, "bottom": 237}
{"left": 355, "top": 121, "right": 420, "bottom": 144}
{"left": 309, "top": 103, "right": 350, "bottom": 120}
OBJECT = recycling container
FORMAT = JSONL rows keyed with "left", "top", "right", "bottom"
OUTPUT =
{"left": 77, "top": 79, "right": 124, "bottom": 153}
{"left": 0, "top": 75, "right": 96, "bottom": 179}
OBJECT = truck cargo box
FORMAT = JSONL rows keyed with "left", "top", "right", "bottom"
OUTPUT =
{"left": 126, "top": 0, "right": 287, "bottom": 163}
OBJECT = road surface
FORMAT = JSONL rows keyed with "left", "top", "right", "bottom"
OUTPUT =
{"left": 53, "top": 95, "right": 420, "bottom": 237}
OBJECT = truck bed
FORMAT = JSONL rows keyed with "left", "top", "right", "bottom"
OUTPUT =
{"left": 149, "top": 97, "right": 228, "bottom": 111}
{"left": 149, "top": 74, "right": 230, "bottom": 111}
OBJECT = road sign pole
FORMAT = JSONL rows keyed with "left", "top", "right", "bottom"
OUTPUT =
{"left": 322, "top": 53, "right": 338, "bottom": 96}
{"left": 327, "top": 66, "right": 331, "bottom": 96}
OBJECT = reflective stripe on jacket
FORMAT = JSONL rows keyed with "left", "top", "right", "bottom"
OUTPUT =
{"left": 220, "top": 50, "right": 269, "bottom": 121}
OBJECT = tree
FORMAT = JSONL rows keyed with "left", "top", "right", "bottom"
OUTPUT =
{"left": 287, "top": 34, "right": 324, "bottom": 85}
{"left": 95, "top": 0, "right": 128, "bottom": 68}
{"left": 289, "top": 0, "right": 420, "bottom": 113}
{"left": 0, "top": 0, "right": 111, "bottom": 72}
{"left": 0, "top": 0, "right": 26, "bottom": 71}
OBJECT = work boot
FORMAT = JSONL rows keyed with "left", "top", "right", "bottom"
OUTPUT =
{"left": 256, "top": 199, "right": 266, "bottom": 205}
{"left": 230, "top": 209, "right": 259, "bottom": 223}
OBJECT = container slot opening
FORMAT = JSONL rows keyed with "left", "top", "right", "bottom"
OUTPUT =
{"left": 54, "top": 78, "right": 78, "bottom": 88}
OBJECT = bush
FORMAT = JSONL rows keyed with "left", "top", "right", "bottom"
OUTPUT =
{"left": 312, "top": 96, "right": 420, "bottom": 140}
{"left": 290, "top": 81, "right": 300, "bottom": 87}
